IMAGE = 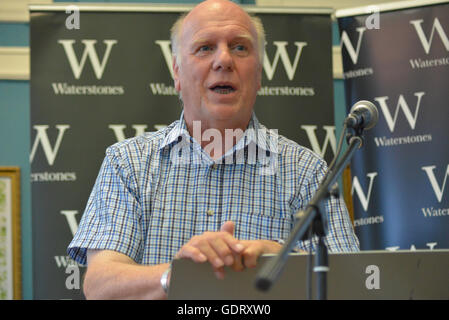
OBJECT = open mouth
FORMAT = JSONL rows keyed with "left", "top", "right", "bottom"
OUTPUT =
{"left": 209, "top": 84, "right": 236, "bottom": 94}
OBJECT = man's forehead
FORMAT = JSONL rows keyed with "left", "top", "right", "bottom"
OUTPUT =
{"left": 185, "top": 0, "right": 249, "bottom": 21}
{"left": 189, "top": 27, "right": 255, "bottom": 44}
{"left": 181, "top": 1, "right": 256, "bottom": 39}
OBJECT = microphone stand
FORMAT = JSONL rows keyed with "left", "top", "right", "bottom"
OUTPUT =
{"left": 255, "top": 124, "right": 365, "bottom": 300}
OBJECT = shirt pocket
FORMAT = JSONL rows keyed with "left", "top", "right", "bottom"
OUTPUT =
{"left": 233, "top": 211, "right": 293, "bottom": 242}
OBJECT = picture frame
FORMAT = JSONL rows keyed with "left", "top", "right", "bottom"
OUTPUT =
{"left": 0, "top": 167, "right": 21, "bottom": 300}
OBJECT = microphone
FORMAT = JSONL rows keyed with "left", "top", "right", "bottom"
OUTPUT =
{"left": 344, "top": 100, "right": 378, "bottom": 130}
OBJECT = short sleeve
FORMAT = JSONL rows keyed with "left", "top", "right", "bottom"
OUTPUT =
{"left": 67, "top": 145, "right": 143, "bottom": 265}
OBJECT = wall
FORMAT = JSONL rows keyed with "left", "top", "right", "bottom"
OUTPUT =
{"left": 0, "top": 18, "right": 32, "bottom": 299}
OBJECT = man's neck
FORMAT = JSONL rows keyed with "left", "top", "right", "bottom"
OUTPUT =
{"left": 184, "top": 115, "right": 251, "bottom": 160}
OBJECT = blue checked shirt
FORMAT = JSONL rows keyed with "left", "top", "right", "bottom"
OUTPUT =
{"left": 68, "top": 112, "right": 359, "bottom": 266}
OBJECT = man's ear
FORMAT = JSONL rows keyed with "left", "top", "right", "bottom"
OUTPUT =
{"left": 173, "top": 56, "right": 181, "bottom": 92}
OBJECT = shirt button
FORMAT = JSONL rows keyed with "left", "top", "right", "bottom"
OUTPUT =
{"left": 207, "top": 210, "right": 214, "bottom": 216}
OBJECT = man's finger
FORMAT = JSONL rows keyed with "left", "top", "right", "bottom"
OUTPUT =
{"left": 214, "top": 267, "right": 225, "bottom": 280}
{"left": 175, "top": 245, "right": 207, "bottom": 263}
{"left": 242, "top": 246, "right": 260, "bottom": 269}
{"left": 230, "top": 252, "right": 245, "bottom": 272}
{"left": 209, "top": 237, "right": 234, "bottom": 266}
{"left": 194, "top": 240, "right": 227, "bottom": 269}
{"left": 220, "top": 221, "right": 245, "bottom": 253}
{"left": 220, "top": 221, "right": 235, "bottom": 235}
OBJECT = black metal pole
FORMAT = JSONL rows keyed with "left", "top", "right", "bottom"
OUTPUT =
{"left": 314, "top": 236, "right": 328, "bottom": 300}
{"left": 255, "top": 136, "right": 363, "bottom": 294}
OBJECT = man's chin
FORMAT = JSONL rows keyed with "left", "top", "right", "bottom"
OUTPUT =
{"left": 206, "top": 104, "right": 246, "bottom": 120}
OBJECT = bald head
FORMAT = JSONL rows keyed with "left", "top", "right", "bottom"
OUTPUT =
{"left": 170, "top": 0, "right": 265, "bottom": 66}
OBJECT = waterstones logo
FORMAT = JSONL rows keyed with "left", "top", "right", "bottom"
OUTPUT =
{"left": 351, "top": 172, "right": 383, "bottom": 229}
{"left": 300, "top": 125, "right": 336, "bottom": 158}
{"left": 30, "top": 125, "right": 70, "bottom": 166}
{"left": 373, "top": 134, "right": 432, "bottom": 147}
{"left": 262, "top": 41, "right": 307, "bottom": 81}
{"left": 59, "top": 39, "right": 117, "bottom": 79}
{"left": 421, "top": 206, "right": 449, "bottom": 218}
{"left": 55, "top": 39, "right": 125, "bottom": 95}
{"left": 410, "top": 18, "right": 449, "bottom": 55}
{"left": 341, "top": 28, "right": 367, "bottom": 65}
{"left": 386, "top": 242, "right": 438, "bottom": 251}
{"left": 340, "top": 27, "right": 374, "bottom": 79}
{"left": 353, "top": 215, "right": 384, "bottom": 227}
{"left": 54, "top": 255, "right": 82, "bottom": 268}
{"left": 30, "top": 125, "right": 79, "bottom": 183}
{"left": 409, "top": 56, "right": 449, "bottom": 69}
{"left": 421, "top": 164, "right": 448, "bottom": 218}
{"left": 54, "top": 208, "right": 84, "bottom": 292}
{"left": 149, "top": 83, "right": 178, "bottom": 96}
{"left": 376, "top": 92, "right": 424, "bottom": 132}
{"left": 108, "top": 124, "right": 167, "bottom": 142}
{"left": 52, "top": 83, "right": 124, "bottom": 95}
{"left": 152, "top": 40, "right": 312, "bottom": 97}
{"left": 351, "top": 172, "right": 377, "bottom": 212}
{"left": 31, "top": 171, "right": 76, "bottom": 182}
{"left": 409, "top": 18, "right": 449, "bottom": 69}
{"left": 422, "top": 164, "right": 449, "bottom": 203}
{"left": 373, "top": 92, "right": 433, "bottom": 148}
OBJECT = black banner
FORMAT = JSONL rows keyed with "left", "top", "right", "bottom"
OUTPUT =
{"left": 338, "top": 2, "right": 449, "bottom": 250}
{"left": 30, "top": 5, "right": 334, "bottom": 299}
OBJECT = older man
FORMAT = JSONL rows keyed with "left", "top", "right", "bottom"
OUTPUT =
{"left": 68, "top": 0, "right": 359, "bottom": 300}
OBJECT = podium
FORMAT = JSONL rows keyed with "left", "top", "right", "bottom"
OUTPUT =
{"left": 168, "top": 250, "right": 449, "bottom": 299}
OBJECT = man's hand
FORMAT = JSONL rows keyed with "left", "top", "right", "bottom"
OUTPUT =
{"left": 238, "top": 239, "right": 282, "bottom": 268}
{"left": 174, "top": 221, "right": 244, "bottom": 278}
{"left": 174, "top": 221, "right": 282, "bottom": 279}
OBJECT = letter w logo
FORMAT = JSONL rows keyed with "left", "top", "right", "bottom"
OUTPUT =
{"left": 58, "top": 39, "right": 117, "bottom": 79}
{"left": 60, "top": 210, "right": 79, "bottom": 237}
{"left": 422, "top": 164, "right": 449, "bottom": 203}
{"left": 108, "top": 124, "right": 148, "bottom": 142}
{"left": 263, "top": 41, "right": 307, "bottom": 80}
{"left": 300, "top": 125, "right": 336, "bottom": 158}
{"left": 410, "top": 18, "right": 449, "bottom": 54}
{"left": 352, "top": 172, "right": 378, "bottom": 212}
{"left": 30, "top": 125, "right": 70, "bottom": 166}
{"left": 375, "top": 92, "right": 425, "bottom": 132}
{"left": 340, "top": 27, "right": 367, "bottom": 64}
{"left": 154, "top": 40, "right": 174, "bottom": 79}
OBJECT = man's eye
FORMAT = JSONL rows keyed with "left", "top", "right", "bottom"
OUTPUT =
{"left": 234, "top": 45, "right": 247, "bottom": 51}
{"left": 198, "top": 45, "right": 212, "bottom": 52}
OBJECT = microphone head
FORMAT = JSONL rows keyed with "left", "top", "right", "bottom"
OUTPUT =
{"left": 350, "top": 100, "right": 379, "bottom": 130}
{"left": 255, "top": 277, "right": 272, "bottom": 292}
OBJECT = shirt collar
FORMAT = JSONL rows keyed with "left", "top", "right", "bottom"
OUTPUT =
{"left": 160, "top": 111, "right": 279, "bottom": 155}
{"left": 160, "top": 111, "right": 191, "bottom": 149}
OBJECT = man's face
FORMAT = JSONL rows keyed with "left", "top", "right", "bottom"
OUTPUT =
{"left": 173, "top": 1, "right": 262, "bottom": 130}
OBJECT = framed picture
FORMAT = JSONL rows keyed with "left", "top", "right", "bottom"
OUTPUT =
{"left": 0, "top": 167, "right": 21, "bottom": 299}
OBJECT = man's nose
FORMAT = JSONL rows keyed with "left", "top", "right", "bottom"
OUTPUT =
{"left": 212, "top": 46, "right": 234, "bottom": 71}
